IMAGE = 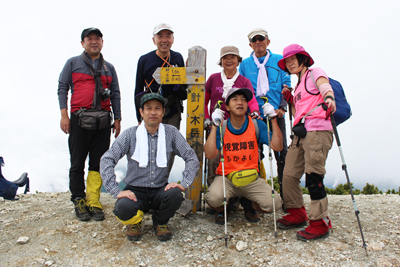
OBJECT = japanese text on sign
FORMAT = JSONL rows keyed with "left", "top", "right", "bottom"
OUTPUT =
{"left": 160, "top": 67, "right": 187, "bottom": 84}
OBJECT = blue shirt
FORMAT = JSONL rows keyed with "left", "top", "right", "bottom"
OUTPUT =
{"left": 239, "top": 50, "right": 291, "bottom": 118}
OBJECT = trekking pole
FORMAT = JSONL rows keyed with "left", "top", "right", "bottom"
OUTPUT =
{"left": 203, "top": 129, "right": 210, "bottom": 211}
{"left": 330, "top": 113, "right": 367, "bottom": 252}
{"left": 215, "top": 100, "right": 228, "bottom": 247}
{"left": 261, "top": 97, "right": 278, "bottom": 243}
{"left": 203, "top": 157, "right": 207, "bottom": 211}
{"left": 288, "top": 102, "right": 294, "bottom": 140}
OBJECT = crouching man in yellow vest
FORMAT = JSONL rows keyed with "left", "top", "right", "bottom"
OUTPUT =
{"left": 204, "top": 87, "right": 283, "bottom": 224}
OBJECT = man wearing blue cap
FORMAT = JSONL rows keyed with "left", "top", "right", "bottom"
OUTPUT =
{"left": 58, "top": 27, "right": 121, "bottom": 222}
{"left": 100, "top": 93, "right": 199, "bottom": 242}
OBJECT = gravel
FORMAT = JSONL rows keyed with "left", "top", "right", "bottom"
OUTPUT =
{"left": 1, "top": 192, "right": 399, "bottom": 266}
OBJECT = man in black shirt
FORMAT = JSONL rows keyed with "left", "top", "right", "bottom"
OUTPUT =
{"left": 135, "top": 23, "right": 187, "bottom": 129}
{"left": 135, "top": 23, "right": 187, "bottom": 174}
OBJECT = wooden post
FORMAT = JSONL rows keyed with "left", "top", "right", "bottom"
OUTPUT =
{"left": 152, "top": 46, "right": 206, "bottom": 212}
{"left": 185, "top": 46, "right": 206, "bottom": 212}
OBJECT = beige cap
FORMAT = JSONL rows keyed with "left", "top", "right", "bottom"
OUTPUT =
{"left": 247, "top": 28, "right": 268, "bottom": 40}
{"left": 220, "top": 46, "right": 240, "bottom": 59}
{"left": 153, "top": 23, "right": 174, "bottom": 35}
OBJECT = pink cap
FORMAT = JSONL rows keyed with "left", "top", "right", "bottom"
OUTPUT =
{"left": 278, "top": 44, "right": 314, "bottom": 71}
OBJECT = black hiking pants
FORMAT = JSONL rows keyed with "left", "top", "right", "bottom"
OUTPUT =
{"left": 68, "top": 112, "right": 110, "bottom": 201}
{"left": 114, "top": 185, "right": 184, "bottom": 225}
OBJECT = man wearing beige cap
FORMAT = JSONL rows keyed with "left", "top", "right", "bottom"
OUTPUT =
{"left": 239, "top": 28, "right": 291, "bottom": 200}
{"left": 135, "top": 23, "right": 187, "bottom": 173}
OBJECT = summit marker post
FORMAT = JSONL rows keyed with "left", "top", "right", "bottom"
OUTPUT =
{"left": 153, "top": 46, "right": 207, "bottom": 212}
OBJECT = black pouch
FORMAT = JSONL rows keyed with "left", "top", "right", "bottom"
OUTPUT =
{"left": 293, "top": 122, "right": 307, "bottom": 138}
{"left": 75, "top": 109, "right": 111, "bottom": 130}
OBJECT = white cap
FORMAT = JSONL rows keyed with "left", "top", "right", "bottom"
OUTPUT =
{"left": 153, "top": 23, "right": 174, "bottom": 35}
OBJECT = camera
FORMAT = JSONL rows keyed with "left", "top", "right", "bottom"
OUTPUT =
{"left": 101, "top": 88, "right": 112, "bottom": 101}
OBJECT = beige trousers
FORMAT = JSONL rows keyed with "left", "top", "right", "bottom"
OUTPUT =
{"left": 282, "top": 131, "right": 333, "bottom": 220}
{"left": 205, "top": 176, "right": 282, "bottom": 213}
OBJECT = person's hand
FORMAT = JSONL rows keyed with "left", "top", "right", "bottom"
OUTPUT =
{"left": 60, "top": 116, "right": 70, "bottom": 134}
{"left": 262, "top": 103, "right": 277, "bottom": 118}
{"left": 325, "top": 98, "right": 336, "bottom": 114}
{"left": 282, "top": 84, "right": 293, "bottom": 104}
{"left": 113, "top": 119, "right": 121, "bottom": 138}
{"left": 250, "top": 111, "right": 261, "bottom": 120}
{"left": 165, "top": 182, "right": 185, "bottom": 191}
{"left": 204, "top": 118, "right": 212, "bottom": 131}
{"left": 275, "top": 109, "right": 285, "bottom": 119}
{"left": 116, "top": 190, "right": 137, "bottom": 201}
{"left": 211, "top": 108, "right": 224, "bottom": 126}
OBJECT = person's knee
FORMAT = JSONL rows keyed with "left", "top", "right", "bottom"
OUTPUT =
{"left": 205, "top": 191, "right": 223, "bottom": 208}
{"left": 306, "top": 172, "right": 326, "bottom": 200}
{"left": 164, "top": 187, "right": 184, "bottom": 207}
{"left": 114, "top": 198, "right": 139, "bottom": 221}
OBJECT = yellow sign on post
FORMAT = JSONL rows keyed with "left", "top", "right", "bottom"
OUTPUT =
{"left": 152, "top": 46, "right": 207, "bottom": 213}
{"left": 185, "top": 84, "right": 205, "bottom": 212}
{"left": 160, "top": 67, "right": 187, "bottom": 84}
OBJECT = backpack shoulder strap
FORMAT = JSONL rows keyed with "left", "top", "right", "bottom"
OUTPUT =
{"left": 251, "top": 118, "right": 259, "bottom": 141}
{"left": 310, "top": 70, "right": 319, "bottom": 89}
{"left": 304, "top": 69, "right": 320, "bottom": 96}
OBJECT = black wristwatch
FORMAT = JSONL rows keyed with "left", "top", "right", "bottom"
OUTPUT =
{"left": 280, "top": 106, "right": 287, "bottom": 112}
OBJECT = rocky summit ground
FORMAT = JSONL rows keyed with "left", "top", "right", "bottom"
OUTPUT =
{"left": 0, "top": 192, "right": 399, "bottom": 267}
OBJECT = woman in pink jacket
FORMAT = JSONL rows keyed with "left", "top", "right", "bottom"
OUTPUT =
{"left": 276, "top": 44, "right": 336, "bottom": 241}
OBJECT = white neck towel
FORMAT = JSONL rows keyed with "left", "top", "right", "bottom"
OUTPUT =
{"left": 252, "top": 50, "right": 270, "bottom": 97}
{"left": 132, "top": 122, "right": 167, "bottom": 168}
{"left": 221, "top": 69, "right": 240, "bottom": 99}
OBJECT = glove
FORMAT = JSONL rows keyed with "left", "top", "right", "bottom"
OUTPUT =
{"left": 211, "top": 108, "right": 225, "bottom": 126}
{"left": 204, "top": 118, "right": 212, "bottom": 130}
{"left": 321, "top": 103, "right": 332, "bottom": 120}
{"left": 283, "top": 91, "right": 293, "bottom": 104}
{"left": 250, "top": 111, "right": 261, "bottom": 119}
{"left": 262, "top": 103, "right": 277, "bottom": 118}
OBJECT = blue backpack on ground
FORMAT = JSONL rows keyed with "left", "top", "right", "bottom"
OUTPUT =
{"left": 0, "top": 157, "right": 30, "bottom": 200}
{"left": 307, "top": 70, "right": 352, "bottom": 125}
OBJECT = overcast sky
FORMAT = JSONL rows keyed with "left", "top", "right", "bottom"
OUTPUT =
{"left": 1, "top": 0, "right": 399, "bottom": 194}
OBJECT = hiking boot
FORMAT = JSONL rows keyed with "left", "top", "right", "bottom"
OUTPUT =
{"left": 154, "top": 224, "right": 172, "bottom": 241}
{"left": 73, "top": 197, "right": 91, "bottom": 221}
{"left": 245, "top": 210, "right": 260, "bottom": 223}
{"left": 127, "top": 221, "right": 142, "bottom": 241}
{"left": 228, "top": 197, "right": 240, "bottom": 212}
{"left": 89, "top": 206, "right": 105, "bottom": 221}
{"left": 215, "top": 212, "right": 228, "bottom": 225}
{"left": 296, "top": 217, "right": 332, "bottom": 242}
{"left": 277, "top": 207, "right": 307, "bottom": 229}
{"left": 206, "top": 207, "right": 216, "bottom": 214}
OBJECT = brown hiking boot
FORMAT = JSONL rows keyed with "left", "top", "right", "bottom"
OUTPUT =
{"left": 245, "top": 210, "right": 260, "bottom": 223}
{"left": 215, "top": 211, "right": 229, "bottom": 225}
{"left": 126, "top": 221, "right": 142, "bottom": 241}
{"left": 154, "top": 224, "right": 172, "bottom": 241}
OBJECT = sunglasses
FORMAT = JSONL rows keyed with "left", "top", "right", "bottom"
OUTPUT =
{"left": 250, "top": 36, "right": 266, "bottom": 43}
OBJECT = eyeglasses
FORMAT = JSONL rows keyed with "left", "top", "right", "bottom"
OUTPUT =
{"left": 250, "top": 36, "right": 266, "bottom": 43}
